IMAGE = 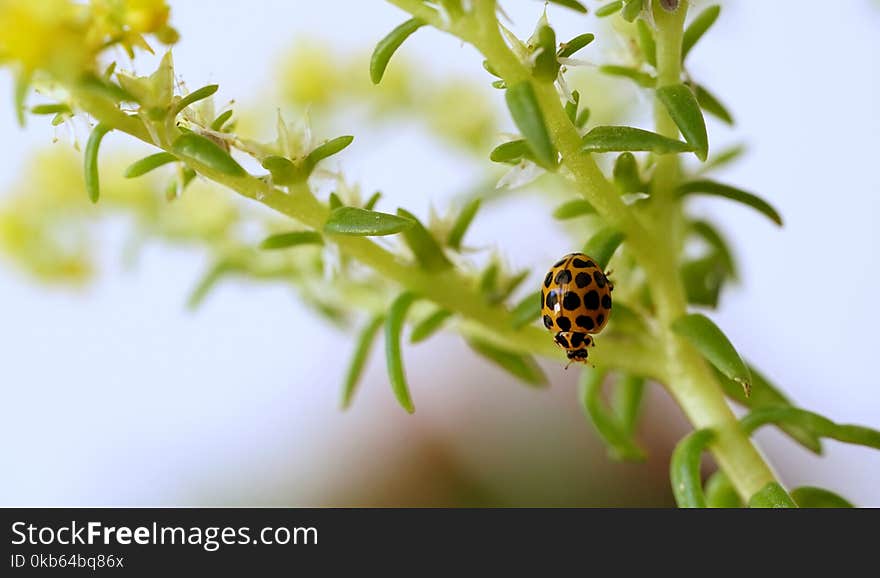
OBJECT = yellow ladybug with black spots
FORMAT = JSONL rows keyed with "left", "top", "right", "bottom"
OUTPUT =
{"left": 541, "top": 252, "right": 613, "bottom": 365}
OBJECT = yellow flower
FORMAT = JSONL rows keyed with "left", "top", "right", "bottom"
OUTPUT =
{"left": 0, "top": 0, "right": 92, "bottom": 76}
{"left": 122, "top": 0, "right": 170, "bottom": 34}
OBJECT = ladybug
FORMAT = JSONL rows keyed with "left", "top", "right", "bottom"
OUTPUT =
{"left": 541, "top": 252, "right": 613, "bottom": 365}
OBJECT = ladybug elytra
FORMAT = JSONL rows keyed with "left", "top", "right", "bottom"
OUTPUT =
{"left": 541, "top": 252, "right": 613, "bottom": 365}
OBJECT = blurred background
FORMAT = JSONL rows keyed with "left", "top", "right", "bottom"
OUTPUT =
{"left": 1, "top": 0, "right": 878, "bottom": 506}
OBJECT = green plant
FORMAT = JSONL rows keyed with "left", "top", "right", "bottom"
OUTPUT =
{"left": 1, "top": 0, "right": 878, "bottom": 507}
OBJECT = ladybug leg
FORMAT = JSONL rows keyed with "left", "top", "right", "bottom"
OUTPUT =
{"left": 604, "top": 269, "right": 615, "bottom": 291}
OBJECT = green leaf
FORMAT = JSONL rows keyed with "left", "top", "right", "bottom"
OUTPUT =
{"left": 680, "top": 254, "right": 726, "bottom": 308}
{"left": 479, "top": 261, "right": 499, "bottom": 299}
{"left": 705, "top": 471, "right": 743, "bottom": 508}
{"left": 210, "top": 109, "right": 234, "bottom": 131}
{"left": 558, "top": 33, "right": 595, "bottom": 58}
{"left": 172, "top": 132, "right": 245, "bottom": 176}
{"left": 187, "top": 260, "right": 235, "bottom": 310}
{"left": 657, "top": 83, "right": 708, "bottom": 161}
{"left": 259, "top": 231, "right": 323, "bottom": 250}
{"left": 482, "top": 60, "right": 501, "bottom": 78}
{"left": 363, "top": 191, "right": 382, "bottom": 210}
{"left": 323, "top": 206, "right": 414, "bottom": 236}
{"left": 582, "top": 126, "right": 694, "bottom": 154}
{"left": 14, "top": 70, "right": 32, "bottom": 127}
{"left": 261, "top": 155, "right": 304, "bottom": 185}
{"left": 489, "top": 140, "right": 533, "bottom": 165}
{"left": 700, "top": 143, "right": 746, "bottom": 173}
{"left": 30, "top": 103, "right": 71, "bottom": 115}
{"left": 621, "top": 0, "right": 643, "bottom": 22}
{"left": 497, "top": 271, "right": 529, "bottom": 304}
{"left": 613, "top": 152, "right": 644, "bottom": 193}
{"left": 553, "top": 199, "right": 595, "bottom": 220}
{"left": 329, "top": 192, "right": 344, "bottom": 210}
{"left": 410, "top": 309, "right": 453, "bottom": 344}
{"left": 579, "top": 369, "right": 646, "bottom": 461}
{"left": 694, "top": 84, "right": 734, "bottom": 125}
{"left": 510, "top": 292, "right": 541, "bottom": 329}
{"left": 682, "top": 5, "right": 721, "bottom": 61}
{"left": 598, "top": 65, "right": 656, "bottom": 88}
{"left": 575, "top": 106, "right": 591, "bottom": 128}
{"left": 172, "top": 84, "right": 218, "bottom": 116}
{"left": 741, "top": 406, "right": 880, "bottom": 451}
{"left": 678, "top": 180, "right": 783, "bottom": 226}
{"left": 611, "top": 375, "right": 646, "bottom": 436}
{"left": 791, "top": 487, "right": 854, "bottom": 508}
{"left": 385, "top": 292, "right": 418, "bottom": 413}
{"left": 670, "top": 428, "right": 715, "bottom": 508}
{"left": 565, "top": 91, "right": 580, "bottom": 124}
{"left": 79, "top": 73, "right": 136, "bottom": 103}
{"left": 446, "top": 198, "right": 481, "bottom": 250}
{"left": 341, "top": 314, "right": 385, "bottom": 409}
{"left": 636, "top": 20, "right": 657, "bottom": 67}
{"left": 545, "top": 0, "right": 588, "bottom": 14}
{"left": 748, "top": 482, "right": 797, "bottom": 509}
{"left": 688, "top": 220, "right": 737, "bottom": 277}
{"left": 124, "top": 152, "right": 177, "bottom": 178}
{"left": 397, "top": 208, "right": 453, "bottom": 271}
{"left": 583, "top": 227, "right": 626, "bottom": 270}
{"left": 505, "top": 82, "right": 558, "bottom": 169}
{"left": 306, "top": 135, "right": 355, "bottom": 169}
{"left": 596, "top": 1, "right": 623, "bottom": 17}
{"left": 370, "top": 18, "right": 425, "bottom": 85}
{"left": 84, "top": 123, "right": 112, "bottom": 203}
{"left": 532, "top": 25, "right": 561, "bottom": 82}
{"left": 467, "top": 338, "right": 547, "bottom": 387}
{"left": 713, "top": 365, "right": 822, "bottom": 454}
{"left": 671, "top": 313, "right": 751, "bottom": 395}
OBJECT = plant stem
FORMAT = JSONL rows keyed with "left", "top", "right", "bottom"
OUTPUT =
{"left": 451, "top": 0, "right": 779, "bottom": 500}
{"left": 71, "top": 88, "right": 664, "bottom": 379}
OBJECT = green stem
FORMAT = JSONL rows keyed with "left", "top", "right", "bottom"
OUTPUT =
{"left": 71, "top": 88, "right": 663, "bottom": 379}
{"left": 649, "top": 1, "right": 777, "bottom": 500}
{"left": 452, "top": 0, "right": 778, "bottom": 500}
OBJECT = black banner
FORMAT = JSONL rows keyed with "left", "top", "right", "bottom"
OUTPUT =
{"left": 0, "top": 508, "right": 865, "bottom": 573}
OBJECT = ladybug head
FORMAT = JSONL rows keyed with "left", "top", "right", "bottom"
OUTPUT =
{"left": 566, "top": 348, "right": 589, "bottom": 362}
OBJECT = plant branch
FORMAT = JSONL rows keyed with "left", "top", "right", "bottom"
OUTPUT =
{"left": 70, "top": 88, "right": 664, "bottom": 380}
{"left": 386, "top": 0, "right": 780, "bottom": 500}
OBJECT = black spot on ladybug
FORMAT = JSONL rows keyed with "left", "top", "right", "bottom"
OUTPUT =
{"left": 562, "top": 291, "right": 581, "bottom": 310}
{"left": 584, "top": 260, "right": 596, "bottom": 268}
{"left": 555, "top": 269, "right": 572, "bottom": 285}
{"left": 596, "top": 313, "right": 605, "bottom": 326}
{"left": 557, "top": 316, "right": 571, "bottom": 331}
{"left": 584, "top": 290, "right": 600, "bottom": 310}
{"left": 545, "top": 291, "right": 559, "bottom": 309}
{"left": 594, "top": 271, "right": 606, "bottom": 288}
{"left": 544, "top": 272, "right": 553, "bottom": 287}
{"left": 543, "top": 315, "right": 553, "bottom": 329}
{"left": 572, "top": 258, "right": 589, "bottom": 268}
{"left": 553, "top": 258, "right": 567, "bottom": 268}
{"left": 576, "top": 315, "right": 595, "bottom": 330}
{"left": 575, "top": 272, "right": 592, "bottom": 288}
{"left": 602, "top": 294, "right": 612, "bottom": 309}
{"left": 555, "top": 334, "right": 570, "bottom": 349}
{"left": 570, "top": 333, "right": 585, "bottom": 347}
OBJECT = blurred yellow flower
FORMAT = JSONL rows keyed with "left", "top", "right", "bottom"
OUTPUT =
{"left": 0, "top": 0, "right": 91, "bottom": 76}
{"left": 122, "top": 0, "right": 170, "bottom": 34}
